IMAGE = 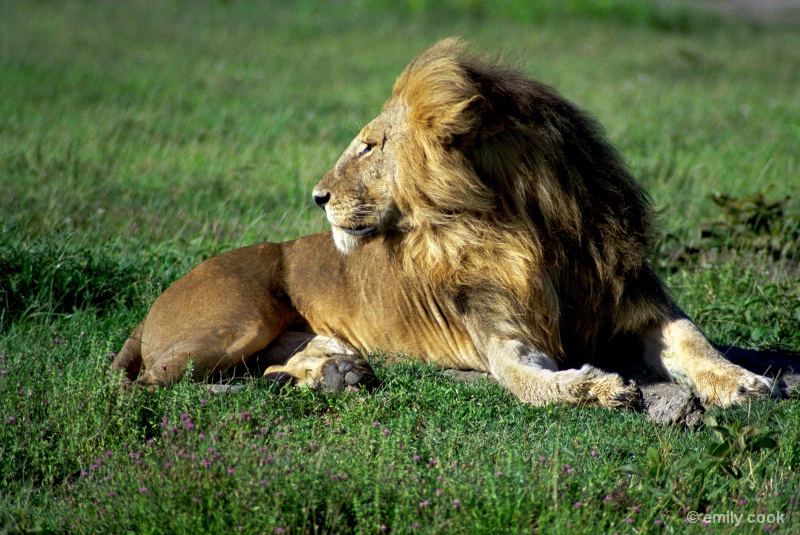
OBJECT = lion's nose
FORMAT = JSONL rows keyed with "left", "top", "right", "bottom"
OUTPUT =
{"left": 313, "top": 191, "right": 331, "bottom": 209}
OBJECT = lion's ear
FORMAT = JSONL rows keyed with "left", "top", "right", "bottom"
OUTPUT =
{"left": 449, "top": 95, "right": 506, "bottom": 146}
{"left": 453, "top": 94, "right": 486, "bottom": 138}
{"left": 459, "top": 94, "right": 486, "bottom": 124}
{"left": 439, "top": 94, "right": 487, "bottom": 145}
{"left": 411, "top": 93, "right": 485, "bottom": 144}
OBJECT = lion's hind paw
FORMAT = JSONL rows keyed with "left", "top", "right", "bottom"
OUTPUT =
{"left": 321, "top": 357, "right": 378, "bottom": 393}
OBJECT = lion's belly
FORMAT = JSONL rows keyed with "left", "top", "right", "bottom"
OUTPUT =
{"left": 282, "top": 234, "right": 486, "bottom": 371}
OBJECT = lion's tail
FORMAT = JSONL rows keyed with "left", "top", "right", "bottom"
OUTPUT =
{"left": 109, "top": 322, "right": 144, "bottom": 384}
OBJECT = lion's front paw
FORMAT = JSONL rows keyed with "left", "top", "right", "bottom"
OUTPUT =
{"left": 603, "top": 379, "right": 644, "bottom": 410}
{"left": 319, "top": 356, "right": 378, "bottom": 393}
{"left": 590, "top": 376, "right": 642, "bottom": 410}
{"left": 572, "top": 366, "right": 642, "bottom": 410}
{"left": 696, "top": 367, "right": 777, "bottom": 408}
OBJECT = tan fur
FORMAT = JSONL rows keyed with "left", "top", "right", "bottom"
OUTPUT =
{"left": 111, "top": 39, "right": 776, "bottom": 408}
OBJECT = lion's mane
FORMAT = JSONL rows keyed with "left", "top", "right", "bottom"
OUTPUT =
{"left": 388, "top": 38, "right": 670, "bottom": 361}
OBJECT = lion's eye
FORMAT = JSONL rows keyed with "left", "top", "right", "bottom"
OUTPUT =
{"left": 358, "top": 142, "right": 376, "bottom": 157}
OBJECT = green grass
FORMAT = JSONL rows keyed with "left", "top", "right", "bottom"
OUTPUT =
{"left": 1, "top": 1, "right": 799, "bottom": 533}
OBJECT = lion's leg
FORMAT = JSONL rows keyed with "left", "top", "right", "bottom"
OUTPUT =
{"left": 262, "top": 333, "right": 377, "bottom": 392}
{"left": 640, "top": 312, "right": 777, "bottom": 407}
{"left": 122, "top": 243, "right": 300, "bottom": 389}
{"left": 132, "top": 322, "right": 280, "bottom": 388}
{"left": 486, "top": 338, "right": 641, "bottom": 408}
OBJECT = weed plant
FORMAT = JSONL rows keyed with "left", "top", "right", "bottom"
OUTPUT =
{"left": 1, "top": 1, "right": 799, "bottom": 533}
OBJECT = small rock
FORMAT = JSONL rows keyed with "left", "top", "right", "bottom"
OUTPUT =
{"left": 641, "top": 382, "right": 704, "bottom": 427}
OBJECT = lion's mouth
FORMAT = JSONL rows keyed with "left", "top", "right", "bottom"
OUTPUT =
{"left": 336, "top": 225, "right": 378, "bottom": 238}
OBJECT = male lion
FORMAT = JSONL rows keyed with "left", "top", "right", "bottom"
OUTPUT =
{"left": 111, "top": 38, "right": 775, "bottom": 409}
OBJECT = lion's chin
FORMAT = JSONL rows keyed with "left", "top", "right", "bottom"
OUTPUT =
{"left": 331, "top": 226, "right": 374, "bottom": 254}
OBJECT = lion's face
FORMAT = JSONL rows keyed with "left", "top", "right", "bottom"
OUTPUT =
{"left": 313, "top": 106, "right": 407, "bottom": 254}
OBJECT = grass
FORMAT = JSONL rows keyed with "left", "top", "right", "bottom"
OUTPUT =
{"left": 1, "top": 0, "right": 799, "bottom": 533}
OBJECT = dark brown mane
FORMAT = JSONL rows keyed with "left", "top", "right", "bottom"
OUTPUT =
{"left": 389, "top": 38, "right": 670, "bottom": 360}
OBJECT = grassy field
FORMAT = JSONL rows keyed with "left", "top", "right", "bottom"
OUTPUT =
{"left": 2, "top": 0, "right": 800, "bottom": 533}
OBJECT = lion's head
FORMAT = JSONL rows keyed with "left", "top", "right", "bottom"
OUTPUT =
{"left": 313, "top": 38, "right": 491, "bottom": 255}
{"left": 314, "top": 38, "right": 667, "bottom": 359}
{"left": 312, "top": 105, "right": 404, "bottom": 254}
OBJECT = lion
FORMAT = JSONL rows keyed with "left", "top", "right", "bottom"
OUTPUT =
{"left": 111, "top": 38, "right": 776, "bottom": 409}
